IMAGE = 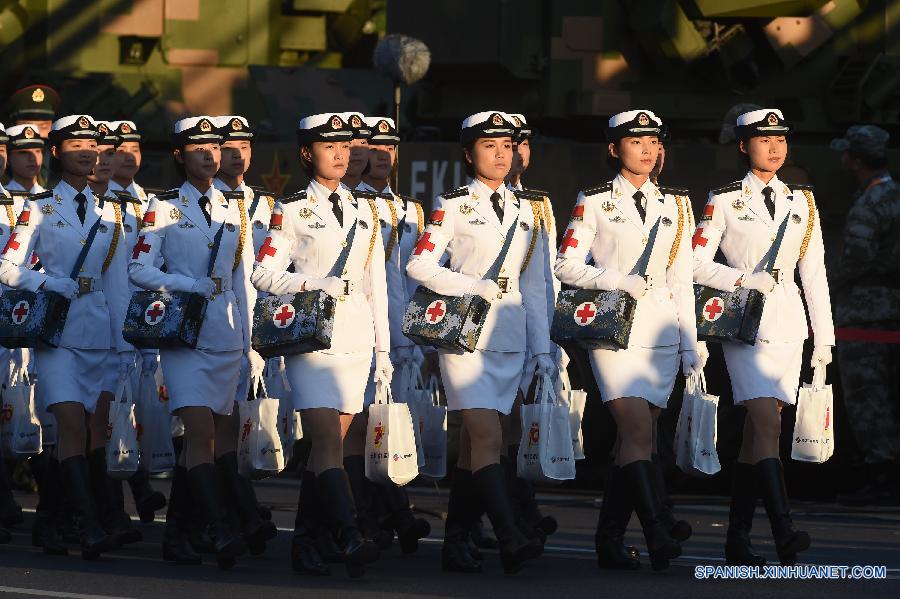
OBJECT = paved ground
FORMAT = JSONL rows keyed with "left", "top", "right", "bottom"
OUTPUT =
{"left": 1, "top": 479, "right": 898, "bottom": 599}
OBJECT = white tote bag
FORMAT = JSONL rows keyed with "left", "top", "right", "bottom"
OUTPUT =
{"left": 418, "top": 375, "right": 448, "bottom": 481}
{"left": 238, "top": 377, "right": 285, "bottom": 480}
{"left": 266, "top": 358, "right": 302, "bottom": 462}
{"left": 791, "top": 366, "right": 834, "bottom": 463}
{"left": 393, "top": 362, "right": 426, "bottom": 470}
{"left": 3, "top": 370, "right": 42, "bottom": 458}
{"left": 107, "top": 373, "right": 140, "bottom": 480}
{"left": 517, "top": 375, "right": 576, "bottom": 484}
{"left": 674, "top": 372, "right": 721, "bottom": 477}
{"left": 557, "top": 369, "right": 587, "bottom": 460}
{"left": 135, "top": 362, "right": 176, "bottom": 473}
{"left": 365, "top": 381, "right": 418, "bottom": 486}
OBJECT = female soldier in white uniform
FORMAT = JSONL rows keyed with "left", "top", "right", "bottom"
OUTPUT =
{"left": 339, "top": 111, "right": 370, "bottom": 190}
{"left": 0, "top": 115, "right": 133, "bottom": 559}
{"left": 4, "top": 124, "right": 46, "bottom": 196}
{"left": 692, "top": 108, "right": 834, "bottom": 566}
{"left": 128, "top": 116, "right": 264, "bottom": 569}
{"left": 407, "top": 111, "right": 554, "bottom": 574}
{"left": 0, "top": 124, "right": 14, "bottom": 547}
{"left": 251, "top": 112, "right": 391, "bottom": 578}
{"left": 554, "top": 110, "right": 700, "bottom": 571}
{"left": 351, "top": 116, "right": 431, "bottom": 553}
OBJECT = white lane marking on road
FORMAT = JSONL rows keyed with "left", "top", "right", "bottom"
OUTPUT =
{"left": 0, "top": 587, "right": 136, "bottom": 599}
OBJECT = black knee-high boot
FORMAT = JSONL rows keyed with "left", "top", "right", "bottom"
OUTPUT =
{"left": 442, "top": 468, "right": 482, "bottom": 573}
{"left": 316, "top": 468, "right": 380, "bottom": 578}
{"left": 344, "top": 455, "right": 391, "bottom": 549}
{"left": 0, "top": 457, "right": 23, "bottom": 527}
{"left": 725, "top": 462, "right": 766, "bottom": 566}
{"left": 378, "top": 482, "right": 431, "bottom": 554}
{"left": 650, "top": 454, "right": 692, "bottom": 542}
{"left": 162, "top": 465, "right": 201, "bottom": 564}
{"left": 473, "top": 463, "right": 543, "bottom": 574}
{"left": 187, "top": 463, "right": 246, "bottom": 569}
{"left": 59, "top": 455, "right": 113, "bottom": 559}
{"left": 30, "top": 453, "right": 67, "bottom": 555}
{"left": 292, "top": 470, "right": 329, "bottom": 575}
{"left": 507, "top": 445, "right": 557, "bottom": 538}
{"left": 755, "top": 458, "right": 809, "bottom": 565}
{"left": 127, "top": 467, "right": 167, "bottom": 524}
{"left": 88, "top": 448, "right": 141, "bottom": 547}
{"left": 622, "top": 460, "right": 681, "bottom": 571}
{"left": 595, "top": 465, "right": 640, "bottom": 570}
{"left": 216, "top": 452, "right": 277, "bottom": 555}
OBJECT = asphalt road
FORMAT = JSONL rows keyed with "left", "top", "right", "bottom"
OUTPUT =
{"left": 1, "top": 480, "right": 898, "bottom": 599}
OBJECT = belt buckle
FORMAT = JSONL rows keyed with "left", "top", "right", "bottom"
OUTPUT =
{"left": 497, "top": 277, "right": 509, "bottom": 294}
{"left": 212, "top": 277, "right": 222, "bottom": 297}
{"left": 771, "top": 269, "right": 780, "bottom": 283}
{"left": 77, "top": 277, "right": 92, "bottom": 296}
{"left": 340, "top": 280, "right": 350, "bottom": 301}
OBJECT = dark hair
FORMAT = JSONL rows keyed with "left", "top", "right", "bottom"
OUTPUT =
{"left": 299, "top": 145, "right": 314, "bottom": 179}
{"left": 461, "top": 142, "right": 475, "bottom": 178}
{"left": 48, "top": 144, "right": 62, "bottom": 175}
{"left": 849, "top": 149, "right": 887, "bottom": 170}
{"left": 172, "top": 153, "right": 186, "bottom": 180}
{"left": 606, "top": 140, "right": 622, "bottom": 172}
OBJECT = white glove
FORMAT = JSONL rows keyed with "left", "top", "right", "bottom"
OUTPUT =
{"left": 305, "top": 277, "right": 345, "bottom": 299}
{"left": 375, "top": 351, "right": 393, "bottom": 383}
{"left": 811, "top": 345, "right": 832, "bottom": 369}
{"left": 534, "top": 353, "right": 556, "bottom": 377}
{"left": 681, "top": 350, "right": 702, "bottom": 376}
{"left": 246, "top": 349, "right": 266, "bottom": 378}
{"left": 394, "top": 345, "right": 417, "bottom": 366}
{"left": 741, "top": 271, "right": 776, "bottom": 294}
{"left": 696, "top": 341, "right": 710, "bottom": 369}
{"left": 191, "top": 277, "right": 216, "bottom": 299}
{"left": 118, "top": 351, "right": 136, "bottom": 378}
{"left": 470, "top": 280, "right": 502, "bottom": 303}
{"left": 43, "top": 277, "right": 78, "bottom": 300}
{"left": 616, "top": 274, "right": 648, "bottom": 300}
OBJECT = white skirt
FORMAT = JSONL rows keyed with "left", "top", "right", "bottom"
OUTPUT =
{"left": 35, "top": 347, "right": 107, "bottom": 414}
{"left": 100, "top": 349, "right": 120, "bottom": 395}
{"left": 588, "top": 344, "right": 680, "bottom": 408}
{"left": 440, "top": 349, "right": 525, "bottom": 414}
{"left": 160, "top": 348, "right": 242, "bottom": 415}
{"left": 722, "top": 340, "right": 803, "bottom": 405}
{"left": 285, "top": 351, "right": 372, "bottom": 414}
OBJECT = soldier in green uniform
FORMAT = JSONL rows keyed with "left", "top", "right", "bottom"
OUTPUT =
{"left": 830, "top": 125, "right": 900, "bottom": 506}
{"left": 6, "top": 85, "right": 61, "bottom": 186}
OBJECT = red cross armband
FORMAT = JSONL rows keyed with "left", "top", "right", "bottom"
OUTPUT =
{"left": 130, "top": 232, "right": 159, "bottom": 266}
{"left": 255, "top": 232, "right": 288, "bottom": 268}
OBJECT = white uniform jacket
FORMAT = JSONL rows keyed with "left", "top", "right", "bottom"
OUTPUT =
{"left": 128, "top": 182, "right": 256, "bottom": 352}
{"left": 0, "top": 182, "right": 132, "bottom": 352}
{"left": 250, "top": 179, "right": 390, "bottom": 355}
{"left": 692, "top": 172, "right": 835, "bottom": 346}
{"left": 554, "top": 175, "right": 697, "bottom": 351}
{"left": 406, "top": 179, "right": 551, "bottom": 355}
{"left": 213, "top": 178, "right": 275, "bottom": 258}
{"left": 356, "top": 181, "right": 423, "bottom": 352}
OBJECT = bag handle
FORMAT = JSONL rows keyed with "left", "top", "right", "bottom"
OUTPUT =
{"left": 535, "top": 374, "right": 555, "bottom": 406}
{"left": 254, "top": 375, "right": 270, "bottom": 401}
{"left": 115, "top": 372, "right": 134, "bottom": 405}
{"left": 375, "top": 379, "right": 394, "bottom": 405}
{"left": 686, "top": 370, "right": 708, "bottom": 395}
{"left": 812, "top": 365, "right": 827, "bottom": 391}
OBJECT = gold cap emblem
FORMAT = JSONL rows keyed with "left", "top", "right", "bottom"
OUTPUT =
{"left": 378, "top": 120, "right": 390, "bottom": 133}
{"left": 78, "top": 116, "right": 90, "bottom": 129}
{"left": 23, "top": 127, "right": 35, "bottom": 139}
{"left": 491, "top": 113, "right": 503, "bottom": 126}
{"left": 199, "top": 119, "right": 212, "bottom": 132}
{"left": 767, "top": 113, "right": 778, "bottom": 126}
{"left": 231, "top": 118, "right": 242, "bottom": 130}
{"left": 32, "top": 88, "right": 44, "bottom": 103}
{"left": 638, "top": 113, "right": 650, "bottom": 126}
{"left": 331, "top": 116, "right": 342, "bottom": 130}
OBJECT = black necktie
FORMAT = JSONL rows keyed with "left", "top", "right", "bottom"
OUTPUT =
{"left": 329, "top": 192, "right": 343, "bottom": 227}
{"left": 74, "top": 193, "right": 86, "bottom": 224}
{"left": 490, "top": 192, "right": 504, "bottom": 222}
{"left": 633, "top": 190, "right": 646, "bottom": 223}
{"left": 762, "top": 186, "right": 775, "bottom": 220}
{"left": 199, "top": 195, "right": 211, "bottom": 227}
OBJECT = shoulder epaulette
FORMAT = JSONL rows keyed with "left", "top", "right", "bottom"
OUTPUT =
{"left": 278, "top": 190, "right": 307, "bottom": 204}
{"left": 111, "top": 190, "right": 140, "bottom": 204}
{"left": 248, "top": 185, "right": 272, "bottom": 197}
{"left": 29, "top": 190, "right": 52, "bottom": 200}
{"left": 513, "top": 188, "right": 550, "bottom": 202}
{"left": 658, "top": 186, "right": 689, "bottom": 196}
{"left": 440, "top": 187, "right": 468, "bottom": 199}
{"left": 353, "top": 190, "right": 377, "bottom": 200}
{"left": 398, "top": 194, "right": 421, "bottom": 205}
{"left": 582, "top": 182, "right": 612, "bottom": 196}
{"left": 0, "top": 195, "right": 13, "bottom": 206}
{"left": 153, "top": 189, "right": 179, "bottom": 201}
{"left": 222, "top": 190, "right": 244, "bottom": 201}
{"left": 787, "top": 183, "right": 815, "bottom": 192}
{"left": 711, "top": 181, "right": 741, "bottom": 195}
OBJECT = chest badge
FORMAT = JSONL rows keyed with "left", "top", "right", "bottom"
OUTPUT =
{"left": 41, "top": 204, "right": 54, "bottom": 215}
{"left": 170, "top": 208, "right": 182, "bottom": 220}
{"left": 469, "top": 218, "right": 486, "bottom": 225}
{"left": 54, "top": 220, "right": 66, "bottom": 228}
{"left": 732, "top": 198, "right": 745, "bottom": 211}
{"left": 460, "top": 205, "right": 473, "bottom": 215}
{"left": 791, "top": 213, "right": 802, "bottom": 224}
{"left": 308, "top": 222, "right": 325, "bottom": 229}
{"left": 298, "top": 208, "right": 313, "bottom": 219}
{"left": 737, "top": 215, "right": 755, "bottom": 222}
{"left": 609, "top": 216, "right": 625, "bottom": 223}
{"left": 181, "top": 196, "right": 189, "bottom": 207}
{"left": 601, "top": 201, "right": 615, "bottom": 212}
{"left": 661, "top": 216, "right": 672, "bottom": 227}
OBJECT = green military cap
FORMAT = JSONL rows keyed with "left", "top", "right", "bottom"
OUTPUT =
{"left": 6, "top": 84, "right": 61, "bottom": 122}
{"left": 830, "top": 125, "right": 889, "bottom": 160}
